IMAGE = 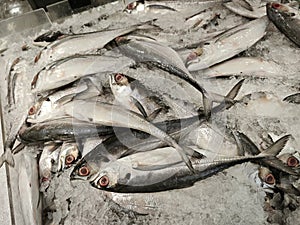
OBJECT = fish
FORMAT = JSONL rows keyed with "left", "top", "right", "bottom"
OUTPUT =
{"left": 278, "top": 153, "right": 299, "bottom": 168}
{"left": 283, "top": 93, "right": 300, "bottom": 104}
{"left": 186, "top": 16, "right": 269, "bottom": 71}
{"left": 17, "top": 151, "right": 42, "bottom": 225}
{"left": 57, "top": 142, "right": 81, "bottom": 171}
{"left": 198, "top": 57, "right": 283, "bottom": 78}
{"left": 233, "top": 131, "right": 298, "bottom": 175}
{"left": 18, "top": 118, "right": 114, "bottom": 144}
{"left": 109, "top": 73, "right": 166, "bottom": 119}
{"left": 63, "top": 99, "right": 204, "bottom": 172}
{"left": 266, "top": 2, "right": 300, "bottom": 47}
{"left": 124, "top": 0, "right": 177, "bottom": 14}
{"left": 257, "top": 166, "right": 277, "bottom": 193}
{"left": 39, "top": 144, "right": 61, "bottom": 192}
{"left": 89, "top": 135, "right": 289, "bottom": 192}
{"left": 115, "top": 35, "right": 217, "bottom": 117}
{"left": 184, "top": 8, "right": 220, "bottom": 29}
{"left": 34, "top": 25, "right": 140, "bottom": 64}
{"left": 70, "top": 115, "right": 204, "bottom": 181}
{"left": 224, "top": 0, "right": 267, "bottom": 19}
{"left": 31, "top": 54, "right": 134, "bottom": 93}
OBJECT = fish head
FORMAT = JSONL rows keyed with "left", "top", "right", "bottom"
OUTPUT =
{"left": 123, "top": 0, "right": 145, "bottom": 14}
{"left": 26, "top": 97, "right": 53, "bottom": 123}
{"left": 90, "top": 168, "right": 120, "bottom": 191}
{"left": 258, "top": 167, "right": 276, "bottom": 192}
{"left": 109, "top": 73, "right": 132, "bottom": 97}
{"left": 185, "top": 47, "right": 203, "bottom": 67}
{"left": 278, "top": 153, "right": 299, "bottom": 168}
{"left": 57, "top": 142, "right": 80, "bottom": 171}
{"left": 266, "top": 2, "right": 297, "bottom": 19}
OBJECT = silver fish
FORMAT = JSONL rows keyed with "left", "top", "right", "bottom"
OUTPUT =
{"left": 57, "top": 142, "right": 80, "bottom": 171}
{"left": 266, "top": 2, "right": 300, "bottom": 47}
{"left": 32, "top": 54, "right": 134, "bottom": 93}
{"left": 34, "top": 26, "right": 139, "bottom": 64}
{"left": 39, "top": 144, "right": 61, "bottom": 192}
{"left": 17, "top": 151, "right": 42, "bottom": 225}
{"left": 199, "top": 57, "right": 283, "bottom": 78}
{"left": 70, "top": 115, "right": 206, "bottom": 181}
{"left": 109, "top": 73, "right": 165, "bottom": 119}
{"left": 224, "top": 0, "right": 267, "bottom": 19}
{"left": 90, "top": 135, "right": 288, "bottom": 192}
{"left": 186, "top": 16, "right": 269, "bottom": 71}
{"left": 18, "top": 118, "right": 114, "bottom": 144}
{"left": 115, "top": 35, "right": 214, "bottom": 116}
{"left": 64, "top": 99, "right": 201, "bottom": 172}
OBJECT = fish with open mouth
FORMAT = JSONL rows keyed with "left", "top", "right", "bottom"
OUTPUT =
{"left": 89, "top": 135, "right": 290, "bottom": 193}
{"left": 109, "top": 73, "right": 166, "bottom": 119}
{"left": 266, "top": 2, "right": 300, "bottom": 47}
{"left": 186, "top": 16, "right": 269, "bottom": 71}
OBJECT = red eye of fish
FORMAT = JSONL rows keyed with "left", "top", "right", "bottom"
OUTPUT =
{"left": 127, "top": 2, "right": 136, "bottom": 10}
{"left": 98, "top": 175, "right": 109, "bottom": 188}
{"left": 287, "top": 156, "right": 299, "bottom": 167}
{"left": 28, "top": 106, "right": 36, "bottom": 115}
{"left": 264, "top": 174, "right": 275, "bottom": 185}
{"left": 41, "top": 177, "right": 49, "bottom": 182}
{"left": 115, "top": 73, "right": 124, "bottom": 82}
{"left": 272, "top": 3, "right": 281, "bottom": 9}
{"left": 78, "top": 166, "right": 90, "bottom": 176}
{"left": 186, "top": 52, "right": 197, "bottom": 62}
{"left": 65, "top": 155, "right": 75, "bottom": 165}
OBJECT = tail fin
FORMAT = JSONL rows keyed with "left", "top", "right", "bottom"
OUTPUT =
{"left": 211, "top": 79, "right": 244, "bottom": 114}
{"left": 258, "top": 135, "right": 290, "bottom": 157}
{"left": 0, "top": 149, "right": 15, "bottom": 168}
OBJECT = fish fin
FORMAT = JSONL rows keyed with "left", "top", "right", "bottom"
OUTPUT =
{"left": 226, "top": 79, "right": 245, "bottom": 100}
{"left": 185, "top": 146, "right": 206, "bottom": 159}
{"left": 233, "top": 131, "right": 261, "bottom": 155}
{"left": 146, "top": 108, "right": 162, "bottom": 121}
{"left": 0, "top": 150, "right": 15, "bottom": 168}
{"left": 130, "top": 96, "right": 148, "bottom": 118}
{"left": 258, "top": 135, "right": 290, "bottom": 157}
{"left": 232, "top": 131, "right": 246, "bottom": 156}
{"left": 202, "top": 90, "right": 213, "bottom": 118}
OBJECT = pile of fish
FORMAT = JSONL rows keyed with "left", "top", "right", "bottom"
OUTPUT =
{"left": 0, "top": 0, "right": 300, "bottom": 224}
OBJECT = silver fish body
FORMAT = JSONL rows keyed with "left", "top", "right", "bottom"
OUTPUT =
{"left": 224, "top": 0, "right": 267, "bottom": 19}
{"left": 64, "top": 100, "right": 198, "bottom": 171}
{"left": 90, "top": 147, "right": 276, "bottom": 193}
{"left": 70, "top": 115, "right": 204, "bottom": 181}
{"left": 39, "top": 144, "right": 61, "bottom": 192}
{"left": 35, "top": 26, "right": 138, "bottom": 64}
{"left": 267, "top": 2, "right": 300, "bottom": 47}
{"left": 186, "top": 16, "right": 269, "bottom": 71}
{"left": 32, "top": 54, "right": 134, "bottom": 93}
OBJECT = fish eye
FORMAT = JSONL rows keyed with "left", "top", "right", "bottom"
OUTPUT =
{"left": 98, "top": 175, "right": 109, "bottom": 188}
{"left": 78, "top": 166, "right": 90, "bottom": 176}
{"left": 28, "top": 106, "right": 36, "bottom": 115}
{"left": 115, "top": 73, "right": 124, "bottom": 83}
{"left": 186, "top": 52, "right": 197, "bottom": 62}
{"left": 264, "top": 173, "right": 275, "bottom": 185}
{"left": 127, "top": 2, "right": 137, "bottom": 10}
{"left": 65, "top": 155, "right": 76, "bottom": 166}
{"left": 272, "top": 3, "right": 281, "bottom": 9}
{"left": 287, "top": 156, "right": 299, "bottom": 167}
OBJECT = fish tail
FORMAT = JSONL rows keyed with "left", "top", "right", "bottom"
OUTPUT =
{"left": 0, "top": 149, "right": 15, "bottom": 168}
{"left": 258, "top": 135, "right": 291, "bottom": 157}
